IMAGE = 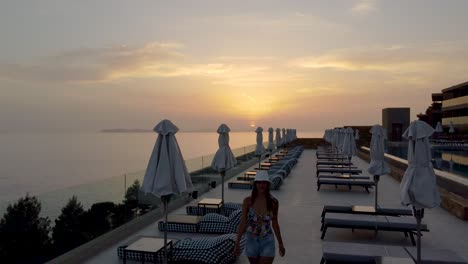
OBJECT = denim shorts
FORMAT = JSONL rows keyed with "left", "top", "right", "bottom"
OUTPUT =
{"left": 245, "top": 233, "right": 275, "bottom": 257}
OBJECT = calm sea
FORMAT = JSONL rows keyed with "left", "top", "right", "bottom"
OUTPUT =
{"left": 0, "top": 131, "right": 322, "bottom": 219}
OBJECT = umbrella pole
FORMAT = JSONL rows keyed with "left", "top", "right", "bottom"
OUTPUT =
{"left": 221, "top": 170, "right": 225, "bottom": 204}
{"left": 413, "top": 207, "right": 424, "bottom": 264}
{"left": 374, "top": 175, "right": 380, "bottom": 211}
{"left": 348, "top": 156, "right": 352, "bottom": 171}
{"left": 258, "top": 155, "right": 261, "bottom": 169}
{"left": 162, "top": 196, "right": 169, "bottom": 264}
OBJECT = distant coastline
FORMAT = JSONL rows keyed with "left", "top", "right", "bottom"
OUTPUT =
{"left": 100, "top": 128, "right": 254, "bottom": 133}
{"left": 100, "top": 129, "right": 152, "bottom": 133}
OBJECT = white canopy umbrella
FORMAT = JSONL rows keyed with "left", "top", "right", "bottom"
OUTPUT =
{"left": 367, "top": 125, "right": 391, "bottom": 210}
{"left": 212, "top": 124, "right": 237, "bottom": 204}
{"left": 141, "top": 119, "right": 193, "bottom": 264}
{"left": 282, "top": 128, "right": 286, "bottom": 146}
{"left": 254, "top": 127, "right": 266, "bottom": 168}
{"left": 338, "top": 128, "right": 347, "bottom": 153}
{"left": 267, "top": 127, "right": 275, "bottom": 154}
{"left": 331, "top": 128, "right": 340, "bottom": 152}
{"left": 342, "top": 127, "right": 356, "bottom": 166}
{"left": 400, "top": 120, "right": 440, "bottom": 264}
{"left": 275, "top": 128, "right": 282, "bottom": 149}
{"left": 435, "top": 122, "right": 443, "bottom": 133}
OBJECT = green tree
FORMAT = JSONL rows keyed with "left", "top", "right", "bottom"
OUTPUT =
{"left": 52, "top": 196, "right": 88, "bottom": 255}
{"left": 0, "top": 195, "right": 52, "bottom": 263}
{"left": 124, "top": 179, "right": 152, "bottom": 215}
{"left": 124, "top": 179, "right": 141, "bottom": 208}
{"left": 81, "top": 202, "right": 115, "bottom": 239}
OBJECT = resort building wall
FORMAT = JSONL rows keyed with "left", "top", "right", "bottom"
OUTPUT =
{"left": 382, "top": 108, "right": 410, "bottom": 142}
{"left": 442, "top": 81, "right": 468, "bottom": 133}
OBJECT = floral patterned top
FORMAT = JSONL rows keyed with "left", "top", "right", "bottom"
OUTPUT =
{"left": 247, "top": 207, "right": 273, "bottom": 238}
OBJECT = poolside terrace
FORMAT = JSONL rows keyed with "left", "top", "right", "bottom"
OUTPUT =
{"left": 82, "top": 148, "right": 468, "bottom": 263}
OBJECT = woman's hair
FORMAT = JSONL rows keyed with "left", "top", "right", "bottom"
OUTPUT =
{"left": 250, "top": 182, "right": 278, "bottom": 212}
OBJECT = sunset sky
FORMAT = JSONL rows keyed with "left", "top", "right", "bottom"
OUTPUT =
{"left": 1, "top": 0, "right": 468, "bottom": 133}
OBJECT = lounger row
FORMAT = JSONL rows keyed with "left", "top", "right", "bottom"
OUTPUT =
{"left": 229, "top": 146, "right": 304, "bottom": 190}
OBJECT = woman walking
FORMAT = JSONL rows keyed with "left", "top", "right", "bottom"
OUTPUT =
{"left": 233, "top": 170, "right": 285, "bottom": 263}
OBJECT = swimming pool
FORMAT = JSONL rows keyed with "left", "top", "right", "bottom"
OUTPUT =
{"left": 386, "top": 145, "right": 468, "bottom": 178}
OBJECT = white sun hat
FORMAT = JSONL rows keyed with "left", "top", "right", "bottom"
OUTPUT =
{"left": 254, "top": 170, "right": 271, "bottom": 183}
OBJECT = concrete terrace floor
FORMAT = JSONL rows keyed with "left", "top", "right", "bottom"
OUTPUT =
{"left": 85, "top": 149, "right": 468, "bottom": 263}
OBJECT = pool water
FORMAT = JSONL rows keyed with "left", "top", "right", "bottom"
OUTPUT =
{"left": 386, "top": 146, "right": 468, "bottom": 178}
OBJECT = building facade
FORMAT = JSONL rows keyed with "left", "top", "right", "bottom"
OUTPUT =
{"left": 382, "top": 108, "right": 410, "bottom": 142}
{"left": 442, "top": 81, "right": 468, "bottom": 133}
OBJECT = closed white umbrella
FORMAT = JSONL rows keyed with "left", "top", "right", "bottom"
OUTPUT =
{"left": 255, "top": 127, "right": 266, "bottom": 168}
{"left": 355, "top": 129, "right": 360, "bottom": 141}
{"left": 338, "top": 128, "right": 346, "bottom": 153}
{"left": 367, "top": 125, "right": 391, "bottom": 210}
{"left": 435, "top": 122, "right": 443, "bottom": 133}
{"left": 449, "top": 121, "right": 455, "bottom": 134}
{"left": 400, "top": 120, "right": 440, "bottom": 264}
{"left": 282, "top": 128, "right": 286, "bottom": 146}
{"left": 212, "top": 124, "right": 237, "bottom": 204}
{"left": 141, "top": 119, "right": 193, "bottom": 264}
{"left": 267, "top": 127, "right": 275, "bottom": 154}
{"left": 275, "top": 128, "right": 282, "bottom": 149}
{"left": 331, "top": 128, "right": 340, "bottom": 152}
{"left": 342, "top": 127, "right": 356, "bottom": 167}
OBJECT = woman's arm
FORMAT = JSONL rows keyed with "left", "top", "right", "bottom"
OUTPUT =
{"left": 271, "top": 200, "right": 285, "bottom": 257}
{"left": 233, "top": 197, "right": 250, "bottom": 255}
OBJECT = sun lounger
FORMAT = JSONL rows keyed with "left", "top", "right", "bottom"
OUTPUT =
{"left": 318, "top": 174, "right": 370, "bottom": 180}
{"left": 171, "top": 233, "right": 246, "bottom": 264}
{"left": 316, "top": 157, "right": 349, "bottom": 162}
{"left": 316, "top": 160, "right": 353, "bottom": 166}
{"left": 158, "top": 209, "right": 241, "bottom": 234}
{"left": 316, "top": 167, "right": 362, "bottom": 177}
{"left": 317, "top": 178, "right": 374, "bottom": 192}
{"left": 228, "top": 175, "right": 283, "bottom": 190}
{"left": 321, "top": 205, "right": 413, "bottom": 221}
{"left": 321, "top": 241, "right": 468, "bottom": 264}
{"left": 118, "top": 233, "right": 246, "bottom": 264}
{"left": 228, "top": 180, "right": 253, "bottom": 189}
{"left": 317, "top": 165, "right": 359, "bottom": 171}
{"left": 321, "top": 213, "right": 429, "bottom": 245}
{"left": 186, "top": 202, "right": 242, "bottom": 216}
